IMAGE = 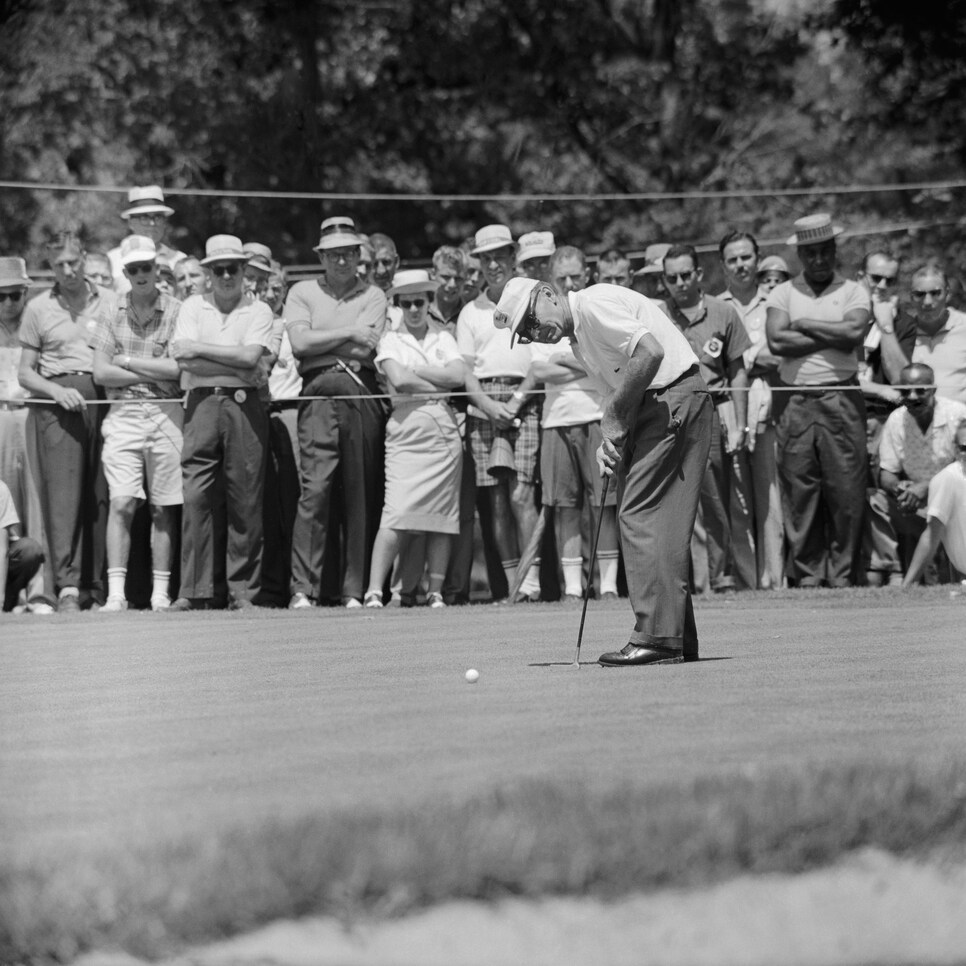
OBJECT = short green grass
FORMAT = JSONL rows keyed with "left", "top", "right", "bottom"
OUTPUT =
{"left": 2, "top": 758, "right": 964, "bottom": 964}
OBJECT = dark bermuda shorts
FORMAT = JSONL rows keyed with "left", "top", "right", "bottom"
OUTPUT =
{"left": 540, "top": 421, "right": 616, "bottom": 508}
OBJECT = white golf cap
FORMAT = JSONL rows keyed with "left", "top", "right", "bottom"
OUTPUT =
{"left": 494, "top": 276, "right": 540, "bottom": 346}
{"left": 516, "top": 231, "right": 556, "bottom": 265}
{"left": 119, "top": 235, "right": 158, "bottom": 266}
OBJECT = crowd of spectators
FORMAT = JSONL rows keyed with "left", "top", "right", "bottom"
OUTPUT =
{"left": 2, "top": 186, "right": 966, "bottom": 614}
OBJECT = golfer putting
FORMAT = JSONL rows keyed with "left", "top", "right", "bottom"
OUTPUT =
{"left": 494, "top": 279, "right": 712, "bottom": 666}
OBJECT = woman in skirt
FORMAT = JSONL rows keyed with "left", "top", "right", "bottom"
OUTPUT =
{"left": 364, "top": 270, "right": 464, "bottom": 608}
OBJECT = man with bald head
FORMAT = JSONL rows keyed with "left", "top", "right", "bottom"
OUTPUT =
{"left": 909, "top": 264, "right": 966, "bottom": 404}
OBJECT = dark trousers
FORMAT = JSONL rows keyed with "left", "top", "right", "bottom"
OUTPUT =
{"left": 776, "top": 387, "right": 866, "bottom": 587}
{"left": 258, "top": 407, "right": 301, "bottom": 606}
{"left": 698, "top": 408, "right": 736, "bottom": 591}
{"left": 619, "top": 370, "right": 712, "bottom": 653}
{"left": 290, "top": 369, "right": 386, "bottom": 602}
{"left": 180, "top": 391, "right": 268, "bottom": 603}
{"left": 4, "top": 536, "right": 44, "bottom": 611}
{"left": 27, "top": 374, "right": 107, "bottom": 601}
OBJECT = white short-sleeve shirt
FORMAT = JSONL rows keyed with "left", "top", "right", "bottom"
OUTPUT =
{"left": 376, "top": 325, "right": 461, "bottom": 405}
{"left": 911, "top": 308, "right": 966, "bottom": 404}
{"left": 567, "top": 284, "right": 699, "bottom": 398}
{"left": 530, "top": 341, "right": 604, "bottom": 428}
{"left": 173, "top": 294, "right": 275, "bottom": 390}
{"left": 926, "top": 460, "right": 966, "bottom": 574}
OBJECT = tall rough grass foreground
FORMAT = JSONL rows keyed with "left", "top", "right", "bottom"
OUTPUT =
{"left": 2, "top": 758, "right": 965, "bottom": 963}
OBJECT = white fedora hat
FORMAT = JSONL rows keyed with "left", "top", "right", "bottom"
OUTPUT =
{"left": 121, "top": 185, "right": 175, "bottom": 220}
{"left": 389, "top": 269, "right": 439, "bottom": 297}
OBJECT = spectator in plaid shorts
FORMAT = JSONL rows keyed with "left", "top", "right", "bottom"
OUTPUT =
{"left": 91, "top": 235, "right": 184, "bottom": 611}
{"left": 457, "top": 225, "right": 542, "bottom": 602}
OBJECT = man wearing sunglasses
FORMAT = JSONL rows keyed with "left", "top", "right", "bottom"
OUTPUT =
{"left": 663, "top": 243, "right": 753, "bottom": 595}
{"left": 169, "top": 235, "right": 275, "bottom": 611}
{"left": 91, "top": 236, "right": 184, "bottom": 612}
{"left": 494, "top": 275, "right": 711, "bottom": 666}
{"left": 766, "top": 213, "right": 871, "bottom": 588}
{"left": 876, "top": 363, "right": 966, "bottom": 581}
{"left": 909, "top": 265, "right": 966, "bottom": 405}
{"left": 902, "top": 418, "right": 966, "bottom": 587}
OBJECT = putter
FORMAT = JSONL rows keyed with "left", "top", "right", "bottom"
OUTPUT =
{"left": 573, "top": 473, "right": 610, "bottom": 668}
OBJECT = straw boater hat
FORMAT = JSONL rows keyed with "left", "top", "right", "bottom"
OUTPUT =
{"left": 516, "top": 231, "right": 556, "bottom": 265}
{"left": 243, "top": 242, "right": 273, "bottom": 274}
{"left": 119, "top": 235, "right": 158, "bottom": 266}
{"left": 785, "top": 213, "right": 844, "bottom": 247}
{"left": 471, "top": 224, "right": 515, "bottom": 255}
{"left": 0, "top": 256, "right": 31, "bottom": 288}
{"left": 388, "top": 269, "right": 439, "bottom": 298}
{"left": 121, "top": 186, "right": 175, "bottom": 220}
{"left": 199, "top": 235, "right": 251, "bottom": 266}
{"left": 757, "top": 255, "right": 791, "bottom": 277}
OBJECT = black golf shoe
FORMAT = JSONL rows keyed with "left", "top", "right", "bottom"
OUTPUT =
{"left": 598, "top": 643, "right": 684, "bottom": 666}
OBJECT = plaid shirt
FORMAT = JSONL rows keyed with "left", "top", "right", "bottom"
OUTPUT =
{"left": 90, "top": 290, "right": 183, "bottom": 399}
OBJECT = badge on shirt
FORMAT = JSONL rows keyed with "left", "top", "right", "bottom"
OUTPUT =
{"left": 703, "top": 336, "right": 724, "bottom": 360}
{"left": 234, "top": 389, "right": 247, "bottom": 404}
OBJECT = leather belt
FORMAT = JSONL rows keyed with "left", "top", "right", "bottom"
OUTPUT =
{"left": 303, "top": 360, "right": 372, "bottom": 378}
{"left": 190, "top": 386, "right": 251, "bottom": 403}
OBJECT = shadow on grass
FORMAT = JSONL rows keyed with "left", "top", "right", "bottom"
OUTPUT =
{"left": 528, "top": 657, "right": 734, "bottom": 667}
{"left": 2, "top": 758, "right": 964, "bottom": 964}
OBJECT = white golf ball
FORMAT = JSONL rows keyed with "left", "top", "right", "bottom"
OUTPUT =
{"left": 465, "top": 668, "right": 480, "bottom": 684}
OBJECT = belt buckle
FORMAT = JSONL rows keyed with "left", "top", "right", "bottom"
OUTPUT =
{"left": 234, "top": 389, "right": 247, "bottom": 404}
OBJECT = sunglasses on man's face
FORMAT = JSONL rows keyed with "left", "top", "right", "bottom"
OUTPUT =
{"left": 210, "top": 263, "right": 241, "bottom": 277}
{"left": 127, "top": 262, "right": 155, "bottom": 276}
{"left": 399, "top": 298, "right": 426, "bottom": 310}
{"left": 665, "top": 271, "right": 695, "bottom": 283}
{"left": 867, "top": 273, "right": 897, "bottom": 286}
{"left": 0, "top": 291, "right": 24, "bottom": 303}
{"left": 899, "top": 387, "right": 931, "bottom": 398}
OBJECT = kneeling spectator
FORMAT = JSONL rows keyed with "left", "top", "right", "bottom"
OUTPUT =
{"left": 903, "top": 419, "right": 966, "bottom": 585}
{"left": 1, "top": 477, "right": 44, "bottom": 612}
{"left": 364, "top": 271, "right": 464, "bottom": 608}
{"left": 875, "top": 363, "right": 966, "bottom": 582}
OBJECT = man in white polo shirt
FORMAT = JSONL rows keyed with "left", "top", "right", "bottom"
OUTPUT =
{"left": 495, "top": 277, "right": 711, "bottom": 666}
{"left": 170, "top": 235, "right": 275, "bottom": 611}
{"left": 766, "top": 213, "right": 871, "bottom": 587}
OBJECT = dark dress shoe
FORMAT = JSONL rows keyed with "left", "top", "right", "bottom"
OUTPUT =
{"left": 598, "top": 643, "right": 684, "bottom": 666}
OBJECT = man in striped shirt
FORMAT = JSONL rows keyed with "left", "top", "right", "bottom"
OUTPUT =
{"left": 91, "top": 235, "right": 184, "bottom": 611}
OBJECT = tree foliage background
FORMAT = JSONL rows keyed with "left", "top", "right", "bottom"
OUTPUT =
{"left": 0, "top": 0, "right": 964, "bottom": 272}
